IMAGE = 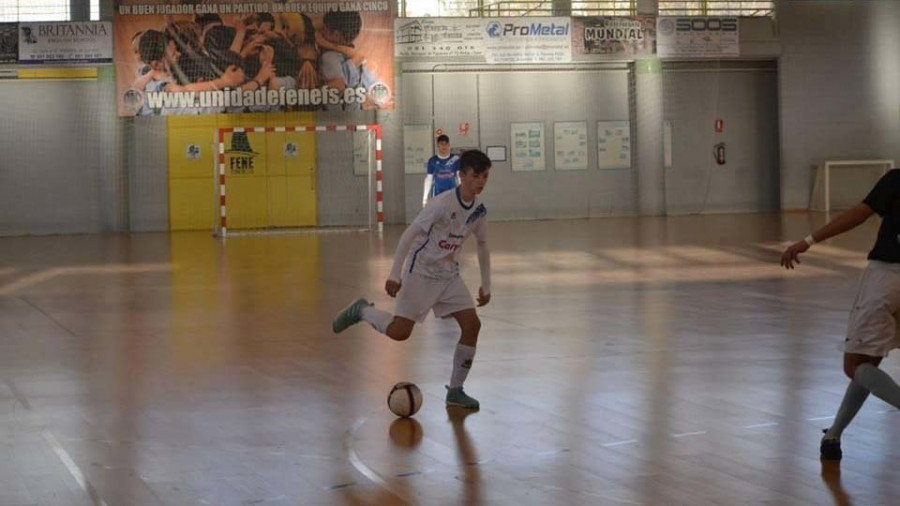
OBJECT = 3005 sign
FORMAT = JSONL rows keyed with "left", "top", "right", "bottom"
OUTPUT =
{"left": 675, "top": 18, "right": 737, "bottom": 32}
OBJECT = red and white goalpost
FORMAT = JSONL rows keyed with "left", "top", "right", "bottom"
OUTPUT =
{"left": 215, "top": 123, "right": 383, "bottom": 237}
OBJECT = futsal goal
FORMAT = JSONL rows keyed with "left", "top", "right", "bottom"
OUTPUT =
{"left": 810, "top": 159, "right": 894, "bottom": 212}
{"left": 213, "top": 123, "right": 383, "bottom": 237}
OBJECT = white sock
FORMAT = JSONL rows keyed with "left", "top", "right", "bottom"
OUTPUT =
{"left": 824, "top": 381, "right": 869, "bottom": 439}
{"left": 361, "top": 306, "right": 393, "bottom": 334}
{"left": 854, "top": 363, "right": 900, "bottom": 409}
{"left": 450, "top": 344, "right": 476, "bottom": 389}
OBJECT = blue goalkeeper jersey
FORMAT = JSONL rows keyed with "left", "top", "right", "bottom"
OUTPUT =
{"left": 426, "top": 154, "right": 461, "bottom": 197}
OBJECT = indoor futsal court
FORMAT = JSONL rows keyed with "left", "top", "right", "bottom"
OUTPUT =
{"left": 2, "top": 1, "right": 900, "bottom": 505}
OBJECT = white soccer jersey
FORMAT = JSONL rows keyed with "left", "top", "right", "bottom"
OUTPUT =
{"left": 405, "top": 187, "right": 487, "bottom": 280}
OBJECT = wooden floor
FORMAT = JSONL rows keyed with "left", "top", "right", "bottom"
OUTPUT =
{"left": 0, "top": 213, "right": 897, "bottom": 506}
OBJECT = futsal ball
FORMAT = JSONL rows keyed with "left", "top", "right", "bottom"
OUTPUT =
{"left": 387, "top": 382, "right": 423, "bottom": 418}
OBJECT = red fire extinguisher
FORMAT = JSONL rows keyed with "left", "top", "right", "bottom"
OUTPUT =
{"left": 714, "top": 142, "right": 726, "bottom": 165}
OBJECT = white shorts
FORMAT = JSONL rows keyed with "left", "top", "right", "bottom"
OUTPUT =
{"left": 843, "top": 261, "right": 900, "bottom": 357}
{"left": 394, "top": 272, "right": 475, "bottom": 323}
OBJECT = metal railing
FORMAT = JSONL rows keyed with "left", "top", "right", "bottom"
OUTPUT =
{"left": 472, "top": 1, "right": 636, "bottom": 17}
{"left": 397, "top": 0, "right": 774, "bottom": 18}
{"left": 659, "top": 1, "right": 774, "bottom": 17}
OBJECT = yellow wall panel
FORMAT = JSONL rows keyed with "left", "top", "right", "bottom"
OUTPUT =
{"left": 169, "top": 127, "right": 216, "bottom": 179}
{"left": 267, "top": 176, "right": 317, "bottom": 227}
{"left": 289, "top": 176, "right": 318, "bottom": 226}
{"left": 265, "top": 132, "right": 287, "bottom": 177}
{"left": 168, "top": 115, "right": 217, "bottom": 129}
{"left": 167, "top": 112, "right": 319, "bottom": 231}
{"left": 170, "top": 178, "right": 215, "bottom": 230}
{"left": 217, "top": 113, "right": 267, "bottom": 128}
{"left": 226, "top": 177, "right": 269, "bottom": 230}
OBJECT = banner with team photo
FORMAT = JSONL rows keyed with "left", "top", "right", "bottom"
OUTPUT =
{"left": 18, "top": 21, "right": 113, "bottom": 64}
{"left": 0, "top": 24, "right": 17, "bottom": 63}
{"left": 394, "top": 18, "right": 485, "bottom": 59}
{"left": 115, "top": 0, "right": 394, "bottom": 117}
{"left": 656, "top": 17, "right": 739, "bottom": 58}
{"left": 572, "top": 16, "right": 655, "bottom": 60}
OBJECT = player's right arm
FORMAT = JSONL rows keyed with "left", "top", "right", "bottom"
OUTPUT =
{"left": 423, "top": 157, "right": 436, "bottom": 207}
{"left": 782, "top": 171, "right": 899, "bottom": 269}
{"left": 422, "top": 174, "right": 434, "bottom": 208}
{"left": 386, "top": 225, "right": 424, "bottom": 297}
{"left": 781, "top": 203, "right": 875, "bottom": 269}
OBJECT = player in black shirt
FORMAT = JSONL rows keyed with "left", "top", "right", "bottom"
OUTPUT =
{"left": 782, "top": 169, "right": 900, "bottom": 460}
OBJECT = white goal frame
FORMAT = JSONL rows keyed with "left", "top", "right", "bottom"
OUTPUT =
{"left": 812, "top": 159, "right": 894, "bottom": 212}
{"left": 214, "top": 123, "right": 383, "bottom": 237}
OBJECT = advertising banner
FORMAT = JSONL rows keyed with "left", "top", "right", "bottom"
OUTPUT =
{"left": 18, "top": 21, "right": 113, "bottom": 64}
{"left": 657, "top": 17, "right": 739, "bottom": 57}
{"left": 572, "top": 16, "right": 655, "bottom": 60}
{"left": 115, "top": 0, "right": 394, "bottom": 117}
{"left": 396, "top": 16, "right": 571, "bottom": 64}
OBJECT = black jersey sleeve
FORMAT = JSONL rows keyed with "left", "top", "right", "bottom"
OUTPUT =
{"left": 863, "top": 169, "right": 900, "bottom": 216}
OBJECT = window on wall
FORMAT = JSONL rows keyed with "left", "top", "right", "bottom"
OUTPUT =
{"left": 398, "top": 1, "right": 637, "bottom": 17}
{"left": 399, "top": 0, "right": 480, "bottom": 17}
{"left": 573, "top": 1, "right": 636, "bottom": 16}
{"left": 0, "top": 0, "right": 101, "bottom": 22}
{"left": 659, "top": 1, "right": 774, "bottom": 16}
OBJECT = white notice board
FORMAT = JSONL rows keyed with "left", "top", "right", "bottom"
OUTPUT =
{"left": 597, "top": 120, "right": 631, "bottom": 169}
{"left": 511, "top": 122, "right": 545, "bottom": 171}
{"left": 553, "top": 121, "right": 588, "bottom": 170}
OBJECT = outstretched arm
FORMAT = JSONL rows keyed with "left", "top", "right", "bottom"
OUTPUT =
{"left": 385, "top": 225, "right": 425, "bottom": 296}
{"left": 781, "top": 203, "right": 875, "bottom": 269}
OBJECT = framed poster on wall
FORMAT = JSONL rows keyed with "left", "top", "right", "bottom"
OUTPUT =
{"left": 597, "top": 120, "right": 631, "bottom": 169}
{"left": 511, "top": 122, "right": 545, "bottom": 171}
{"left": 403, "top": 123, "right": 433, "bottom": 174}
{"left": 487, "top": 145, "right": 507, "bottom": 162}
{"left": 553, "top": 121, "right": 588, "bottom": 170}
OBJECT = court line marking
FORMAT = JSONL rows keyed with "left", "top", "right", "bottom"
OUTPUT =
{"left": 672, "top": 431, "right": 707, "bottom": 438}
{"left": 345, "top": 417, "right": 411, "bottom": 504}
{"left": 42, "top": 430, "right": 109, "bottom": 506}
{"left": 0, "top": 264, "right": 172, "bottom": 296}
{"left": 602, "top": 439, "right": 638, "bottom": 448}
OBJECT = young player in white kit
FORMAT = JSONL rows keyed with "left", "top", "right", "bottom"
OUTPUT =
{"left": 333, "top": 149, "right": 492, "bottom": 410}
{"left": 782, "top": 169, "right": 900, "bottom": 460}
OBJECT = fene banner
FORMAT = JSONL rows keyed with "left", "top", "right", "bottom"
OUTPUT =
{"left": 115, "top": 0, "right": 394, "bottom": 117}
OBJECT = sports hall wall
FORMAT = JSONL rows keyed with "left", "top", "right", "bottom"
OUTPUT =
{"left": 778, "top": 1, "right": 900, "bottom": 210}
{"left": 0, "top": 1, "right": 899, "bottom": 236}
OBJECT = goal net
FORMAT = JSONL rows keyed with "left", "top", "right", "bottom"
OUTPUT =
{"left": 213, "top": 124, "right": 383, "bottom": 237}
{"left": 810, "top": 159, "right": 894, "bottom": 212}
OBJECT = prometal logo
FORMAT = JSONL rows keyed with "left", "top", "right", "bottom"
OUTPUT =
{"left": 487, "top": 21, "right": 569, "bottom": 37}
{"left": 486, "top": 21, "right": 502, "bottom": 38}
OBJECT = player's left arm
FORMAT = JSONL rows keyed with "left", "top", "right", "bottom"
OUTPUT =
{"left": 474, "top": 220, "right": 491, "bottom": 306}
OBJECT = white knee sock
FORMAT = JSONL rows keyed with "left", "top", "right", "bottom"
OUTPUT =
{"left": 361, "top": 306, "right": 393, "bottom": 334}
{"left": 854, "top": 363, "right": 900, "bottom": 409}
{"left": 450, "top": 344, "right": 476, "bottom": 389}
{"left": 824, "top": 381, "right": 870, "bottom": 439}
